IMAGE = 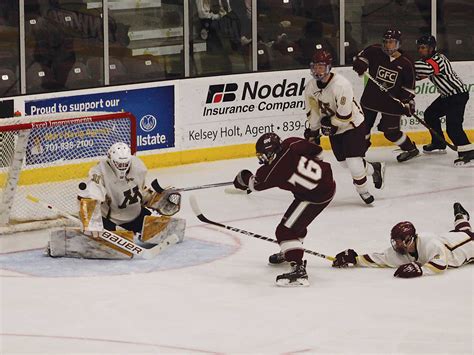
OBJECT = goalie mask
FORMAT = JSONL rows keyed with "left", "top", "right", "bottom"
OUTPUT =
{"left": 382, "top": 28, "right": 402, "bottom": 56}
{"left": 390, "top": 221, "right": 416, "bottom": 255}
{"left": 256, "top": 133, "right": 282, "bottom": 165}
{"left": 107, "top": 142, "right": 131, "bottom": 180}
{"left": 310, "top": 49, "right": 333, "bottom": 81}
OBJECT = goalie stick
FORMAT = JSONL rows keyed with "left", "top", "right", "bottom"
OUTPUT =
{"left": 189, "top": 195, "right": 335, "bottom": 261}
{"left": 26, "top": 195, "right": 179, "bottom": 259}
{"left": 364, "top": 72, "right": 457, "bottom": 151}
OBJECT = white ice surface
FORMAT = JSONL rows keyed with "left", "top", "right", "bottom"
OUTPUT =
{"left": 1, "top": 147, "right": 473, "bottom": 354}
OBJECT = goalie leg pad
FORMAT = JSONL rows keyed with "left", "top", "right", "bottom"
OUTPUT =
{"left": 79, "top": 198, "right": 104, "bottom": 232}
{"left": 140, "top": 215, "right": 186, "bottom": 244}
{"left": 48, "top": 228, "right": 134, "bottom": 259}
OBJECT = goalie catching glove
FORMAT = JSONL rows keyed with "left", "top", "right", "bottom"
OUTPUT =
{"left": 143, "top": 179, "right": 181, "bottom": 216}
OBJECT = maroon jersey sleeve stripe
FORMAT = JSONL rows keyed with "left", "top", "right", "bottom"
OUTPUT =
{"left": 362, "top": 254, "right": 376, "bottom": 264}
{"left": 428, "top": 261, "right": 447, "bottom": 271}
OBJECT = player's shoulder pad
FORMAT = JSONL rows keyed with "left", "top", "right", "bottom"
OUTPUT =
{"left": 131, "top": 155, "right": 147, "bottom": 172}
{"left": 304, "top": 78, "right": 317, "bottom": 93}
{"left": 332, "top": 73, "right": 351, "bottom": 90}
{"left": 399, "top": 50, "right": 415, "bottom": 65}
{"left": 282, "top": 137, "right": 304, "bottom": 146}
{"left": 364, "top": 44, "right": 382, "bottom": 54}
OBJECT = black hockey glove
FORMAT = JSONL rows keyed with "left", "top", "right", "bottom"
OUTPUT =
{"left": 401, "top": 99, "right": 415, "bottom": 117}
{"left": 394, "top": 262, "right": 423, "bottom": 278}
{"left": 352, "top": 58, "right": 368, "bottom": 76}
{"left": 233, "top": 169, "right": 253, "bottom": 191}
{"left": 304, "top": 128, "right": 321, "bottom": 145}
{"left": 332, "top": 249, "right": 358, "bottom": 268}
{"left": 320, "top": 116, "right": 337, "bottom": 136}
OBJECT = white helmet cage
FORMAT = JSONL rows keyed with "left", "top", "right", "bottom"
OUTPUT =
{"left": 107, "top": 142, "right": 132, "bottom": 179}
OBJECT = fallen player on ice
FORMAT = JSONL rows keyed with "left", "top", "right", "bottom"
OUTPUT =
{"left": 332, "top": 202, "right": 473, "bottom": 277}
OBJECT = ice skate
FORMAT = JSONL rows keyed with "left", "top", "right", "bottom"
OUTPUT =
{"left": 276, "top": 260, "right": 309, "bottom": 287}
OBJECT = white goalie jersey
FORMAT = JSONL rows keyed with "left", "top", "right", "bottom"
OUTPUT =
{"left": 79, "top": 156, "right": 148, "bottom": 225}
{"left": 357, "top": 232, "right": 473, "bottom": 275}
{"left": 305, "top": 73, "right": 364, "bottom": 135}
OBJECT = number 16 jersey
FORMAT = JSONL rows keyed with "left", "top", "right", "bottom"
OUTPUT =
{"left": 250, "top": 138, "right": 336, "bottom": 203}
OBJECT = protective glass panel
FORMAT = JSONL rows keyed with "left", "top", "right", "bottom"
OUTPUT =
{"left": 0, "top": 1, "right": 20, "bottom": 96}
{"left": 257, "top": 0, "right": 340, "bottom": 70}
{"left": 345, "top": 0, "right": 431, "bottom": 63}
{"left": 24, "top": 0, "right": 105, "bottom": 94}
{"left": 436, "top": 0, "right": 474, "bottom": 61}
{"left": 108, "top": 0, "right": 185, "bottom": 83}
{"left": 190, "top": 0, "right": 252, "bottom": 76}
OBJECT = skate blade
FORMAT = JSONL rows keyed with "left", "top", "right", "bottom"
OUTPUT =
{"left": 454, "top": 161, "right": 474, "bottom": 168}
{"left": 377, "top": 162, "right": 386, "bottom": 190}
{"left": 423, "top": 150, "right": 447, "bottom": 155}
{"left": 268, "top": 261, "right": 289, "bottom": 266}
{"left": 276, "top": 278, "right": 310, "bottom": 287}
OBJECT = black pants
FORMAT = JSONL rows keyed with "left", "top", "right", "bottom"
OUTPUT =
{"left": 424, "top": 92, "right": 470, "bottom": 147}
{"left": 103, "top": 207, "right": 151, "bottom": 233}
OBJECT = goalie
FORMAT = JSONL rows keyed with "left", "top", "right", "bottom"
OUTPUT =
{"left": 47, "top": 142, "right": 185, "bottom": 259}
{"left": 332, "top": 202, "right": 473, "bottom": 278}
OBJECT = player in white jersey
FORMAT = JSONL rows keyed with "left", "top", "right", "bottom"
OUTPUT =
{"left": 46, "top": 142, "right": 185, "bottom": 259}
{"left": 332, "top": 202, "right": 473, "bottom": 278}
{"left": 304, "top": 48, "right": 385, "bottom": 204}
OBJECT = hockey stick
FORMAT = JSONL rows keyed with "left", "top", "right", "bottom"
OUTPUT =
{"left": 26, "top": 195, "right": 179, "bottom": 259}
{"left": 177, "top": 181, "right": 233, "bottom": 192}
{"left": 79, "top": 180, "right": 234, "bottom": 193}
{"left": 189, "top": 195, "right": 335, "bottom": 261}
{"left": 364, "top": 72, "right": 457, "bottom": 151}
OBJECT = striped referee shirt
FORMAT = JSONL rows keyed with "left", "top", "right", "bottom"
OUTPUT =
{"left": 415, "top": 52, "right": 467, "bottom": 97}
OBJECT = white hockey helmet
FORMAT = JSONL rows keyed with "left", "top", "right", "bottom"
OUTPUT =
{"left": 107, "top": 142, "right": 132, "bottom": 179}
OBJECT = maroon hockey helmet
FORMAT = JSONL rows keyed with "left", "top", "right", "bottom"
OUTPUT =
{"left": 310, "top": 48, "right": 333, "bottom": 81}
{"left": 256, "top": 132, "right": 282, "bottom": 165}
{"left": 382, "top": 28, "right": 402, "bottom": 55}
{"left": 390, "top": 221, "right": 416, "bottom": 254}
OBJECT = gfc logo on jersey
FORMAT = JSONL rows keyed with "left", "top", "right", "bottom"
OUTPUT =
{"left": 140, "top": 114, "right": 157, "bottom": 132}
{"left": 206, "top": 83, "right": 238, "bottom": 104}
{"left": 376, "top": 66, "right": 399, "bottom": 89}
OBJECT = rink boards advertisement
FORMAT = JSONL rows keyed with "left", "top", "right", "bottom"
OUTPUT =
{"left": 179, "top": 64, "right": 474, "bottom": 150}
{"left": 24, "top": 85, "right": 175, "bottom": 162}
{"left": 10, "top": 61, "right": 474, "bottom": 165}
{"left": 178, "top": 71, "right": 311, "bottom": 149}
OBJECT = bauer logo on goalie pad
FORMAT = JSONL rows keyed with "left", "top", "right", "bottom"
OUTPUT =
{"left": 101, "top": 230, "right": 144, "bottom": 254}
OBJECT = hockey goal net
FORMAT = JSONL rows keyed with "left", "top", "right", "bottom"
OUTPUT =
{"left": 0, "top": 111, "right": 136, "bottom": 234}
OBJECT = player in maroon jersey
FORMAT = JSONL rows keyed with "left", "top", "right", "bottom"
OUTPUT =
{"left": 233, "top": 132, "right": 336, "bottom": 287}
{"left": 353, "top": 29, "right": 419, "bottom": 162}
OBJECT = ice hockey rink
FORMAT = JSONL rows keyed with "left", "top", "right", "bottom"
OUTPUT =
{"left": 1, "top": 146, "right": 473, "bottom": 354}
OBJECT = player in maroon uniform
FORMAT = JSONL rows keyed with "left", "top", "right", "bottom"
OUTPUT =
{"left": 233, "top": 132, "right": 336, "bottom": 287}
{"left": 353, "top": 29, "right": 419, "bottom": 162}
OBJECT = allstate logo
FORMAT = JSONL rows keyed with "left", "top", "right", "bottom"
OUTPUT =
{"left": 140, "top": 114, "right": 157, "bottom": 132}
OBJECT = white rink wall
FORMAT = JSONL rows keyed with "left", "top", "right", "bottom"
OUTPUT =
{"left": 7, "top": 62, "right": 474, "bottom": 163}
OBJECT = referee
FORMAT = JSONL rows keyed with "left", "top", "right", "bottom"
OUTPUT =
{"left": 415, "top": 35, "right": 473, "bottom": 167}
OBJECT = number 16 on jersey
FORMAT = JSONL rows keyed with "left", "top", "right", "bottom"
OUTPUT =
{"left": 288, "top": 157, "right": 322, "bottom": 190}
